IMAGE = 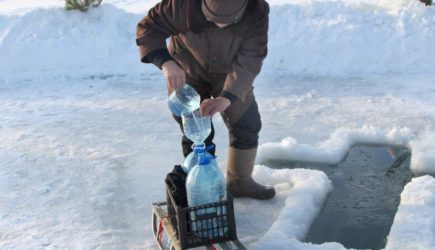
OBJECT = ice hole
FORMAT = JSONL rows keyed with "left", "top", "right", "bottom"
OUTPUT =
{"left": 264, "top": 145, "right": 413, "bottom": 250}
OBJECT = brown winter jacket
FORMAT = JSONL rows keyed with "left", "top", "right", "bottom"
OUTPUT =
{"left": 136, "top": 0, "right": 269, "bottom": 121}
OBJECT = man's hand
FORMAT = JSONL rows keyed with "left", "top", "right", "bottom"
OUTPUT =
{"left": 162, "top": 60, "right": 186, "bottom": 93}
{"left": 200, "top": 97, "right": 231, "bottom": 118}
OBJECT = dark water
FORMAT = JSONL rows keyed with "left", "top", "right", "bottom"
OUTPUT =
{"left": 264, "top": 145, "right": 413, "bottom": 250}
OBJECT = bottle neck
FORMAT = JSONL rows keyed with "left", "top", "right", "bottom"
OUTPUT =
{"left": 192, "top": 143, "right": 206, "bottom": 151}
{"left": 192, "top": 143, "right": 214, "bottom": 154}
{"left": 192, "top": 144, "right": 216, "bottom": 165}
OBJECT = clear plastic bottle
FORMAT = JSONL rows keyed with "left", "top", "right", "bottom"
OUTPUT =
{"left": 168, "top": 84, "right": 200, "bottom": 116}
{"left": 181, "top": 109, "right": 212, "bottom": 173}
{"left": 181, "top": 109, "right": 211, "bottom": 145}
{"left": 186, "top": 153, "right": 227, "bottom": 237}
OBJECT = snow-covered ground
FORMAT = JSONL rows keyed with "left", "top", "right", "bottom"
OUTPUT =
{"left": 0, "top": 0, "right": 434, "bottom": 249}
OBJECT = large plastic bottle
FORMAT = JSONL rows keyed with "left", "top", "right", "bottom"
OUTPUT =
{"left": 168, "top": 84, "right": 200, "bottom": 116}
{"left": 186, "top": 153, "right": 227, "bottom": 237}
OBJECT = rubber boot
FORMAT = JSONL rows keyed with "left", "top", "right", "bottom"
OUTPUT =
{"left": 226, "top": 147, "right": 276, "bottom": 199}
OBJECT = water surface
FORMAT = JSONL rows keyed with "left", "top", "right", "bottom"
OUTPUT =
{"left": 265, "top": 145, "right": 413, "bottom": 250}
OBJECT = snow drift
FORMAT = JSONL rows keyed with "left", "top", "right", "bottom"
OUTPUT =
{"left": 1, "top": 1, "right": 435, "bottom": 79}
{"left": 0, "top": 5, "right": 148, "bottom": 79}
{"left": 258, "top": 126, "right": 435, "bottom": 175}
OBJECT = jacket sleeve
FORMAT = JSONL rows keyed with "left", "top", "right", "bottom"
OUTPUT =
{"left": 136, "top": 0, "right": 186, "bottom": 63}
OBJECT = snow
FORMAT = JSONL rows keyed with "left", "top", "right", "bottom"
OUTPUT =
{"left": 249, "top": 167, "right": 333, "bottom": 249}
{"left": 258, "top": 126, "right": 413, "bottom": 164}
{"left": 258, "top": 125, "right": 435, "bottom": 175}
{"left": 385, "top": 176, "right": 435, "bottom": 250}
{"left": 0, "top": 0, "right": 434, "bottom": 249}
{"left": 2, "top": 0, "right": 435, "bottom": 79}
{"left": 266, "top": 0, "right": 435, "bottom": 75}
{"left": 0, "top": 5, "right": 148, "bottom": 79}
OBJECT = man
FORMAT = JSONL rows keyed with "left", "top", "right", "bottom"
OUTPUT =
{"left": 136, "top": 0, "right": 275, "bottom": 199}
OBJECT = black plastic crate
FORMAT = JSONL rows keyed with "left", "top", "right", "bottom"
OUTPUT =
{"left": 166, "top": 184, "right": 238, "bottom": 249}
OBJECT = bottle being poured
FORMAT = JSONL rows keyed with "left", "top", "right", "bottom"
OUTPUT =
{"left": 168, "top": 85, "right": 227, "bottom": 237}
{"left": 168, "top": 84, "right": 200, "bottom": 117}
{"left": 167, "top": 84, "right": 214, "bottom": 172}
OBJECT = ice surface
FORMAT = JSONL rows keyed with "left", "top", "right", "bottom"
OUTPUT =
{"left": 0, "top": 0, "right": 434, "bottom": 249}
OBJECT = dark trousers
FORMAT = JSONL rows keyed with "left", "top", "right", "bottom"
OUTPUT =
{"left": 172, "top": 84, "right": 262, "bottom": 157}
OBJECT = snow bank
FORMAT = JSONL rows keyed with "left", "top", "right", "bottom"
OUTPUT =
{"left": 1, "top": 1, "right": 434, "bottom": 79}
{"left": 0, "top": 0, "right": 61, "bottom": 15}
{"left": 259, "top": 126, "right": 406, "bottom": 162}
{"left": 267, "top": 0, "right": 435, "bottom": 75}
{"left": 385, "top": 175, "right": 435, "bottom": 250}
{"left": 258, "top": 126, "right": 435, "bottom": 175}
{"left": 245, "top": 166, "right": 337, "bottom": 249}
{"left": 0, "top": 5, "right": 157, "bottom": 80}
{"left": 0, "top": 0, "right": 158, "bottom": 15}
{"left": 410, "top": 132, "right": 435, "bottom": 175}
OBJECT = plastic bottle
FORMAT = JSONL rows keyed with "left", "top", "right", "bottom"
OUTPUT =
{"left": 186, "top": 153, "right": 227, "bottom": 237}
{"left": 181, "top": 109, "right": 212, "bottom": 173}
{"left": 168, "top": 84, "right": 200, "bottom": 116}
{"left": 181, "top": 109, "right": 211, "bottom": 145}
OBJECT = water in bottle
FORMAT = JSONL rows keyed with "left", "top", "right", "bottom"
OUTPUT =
{"left": 186, "top": 153, "right": 227, "bottom": 237}
{"left": 168, "top": 84, "right": 200, "bottom": 116}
